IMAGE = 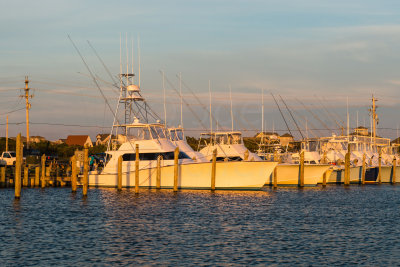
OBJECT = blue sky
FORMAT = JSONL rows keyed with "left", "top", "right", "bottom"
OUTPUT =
{"left": 1, "top": 0, "right": 400, "bottom": 140}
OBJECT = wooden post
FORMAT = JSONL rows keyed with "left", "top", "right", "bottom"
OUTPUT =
{"left": 156, "top": 155, "right": 162, "bottom": 189}
{"left": 82, "top": 146, "right": 89, "bottom": 196}
{"left": 71, "top": 155, "right": 77, "bottom": 192}
{"left": 361, "top": 153, "right": 366, "bottom": 185}
{"left": 135, "top": 144, "right": 139, "bottom": 193}
{"left": 118, "top": 155, "right": 122, "bottom": 191}
{"left": 14, "top": 133, "right": 22, "bottom": 199}
{"left": 322, "top": 171, "right": 327, "bottom": 186}
{"left": 0, "top": 167, "right": 5, "bottom": 187}
{"left": 299, "top": 151, "right": 304, "bottom": 187}
{"left": 344, "top": 152, "right": 350, "bottom": 185}
{"left": 378, "top": 149, "right": 382, "bottom": 184}
{"left": 41, "top": 154, "right": 46, "bottom": 188}
{"left": 23, "top": 166, "right": 28, "bottom": 187}
{"left": 211, "top": 149, "right": 217, "bottom": 190}
{"left": 244, "top": 150, "right": 249, "bottom": 161}
{"left": 273, "top": 166, "right": 278, "bottom": 189}
{"left": 273, "top": 150, "right": 277, "bottom": 162}
{"left": 34, "top": 166, "right": 40, "bottom": 187}
{"left": 173, "top": 147, "right": 179, "bottom": 192}
{"left": 392, "top": 157, "right": 397, "bottom": 184}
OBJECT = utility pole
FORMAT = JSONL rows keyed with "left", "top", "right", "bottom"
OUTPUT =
{"left": 370, "top": 95, "right": 378, "bottom": 147}
{"left": 5, "top": 115, "right": 8, "bottom": 152}
{"left": 21, "top": 76, "right": 33, "bottom": 149}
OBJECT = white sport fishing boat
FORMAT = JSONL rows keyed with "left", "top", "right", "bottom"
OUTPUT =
{"left": 88, "top": 69, "right": 276, "bottom": 189}
{"left": 168, "top": 127, "right": 208, "bottom": 162}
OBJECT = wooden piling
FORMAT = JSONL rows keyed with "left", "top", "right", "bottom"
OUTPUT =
{"left": 34, "top": 166, "right": 40, "bottom": 187}
{"left": 41, "top": 154, "right": 46, "bottom": 188}
{"left": 361, "top": 153, "right": 366, "bottom": 185}
{"left": 299, "top": 151, "right": 304, "bottom": 187}
{"left": 0, "top": 167, "right": 5, "bottom": 187}
{"left": 273, "top": 166, "right": 278, "bottom": 189}
{"left": 322, "top": 171, "right": 327, "bottom": 187}
{"left": 71, "top": 155, "right": 77, "bottom": 192}
{"left": 14, "top": 133, "right": 22, "bottom": 199}
{"left": 392, "top": 157, "right": 396, "bottom": 184}
{"left": 378, "top": 149, "right": 382, "bottom": 184}
{"left": 244, "top": 150, "right": 249, "bottom": 161}
{"left": 117, "top": 155, "right": 122, "bottom": 191}
{"left": 344, "top": 152, "right": 350, "bottom": 185}
{"left": 23, "top": 166, "right": 28, "bottom": 187}
{"left": 156, "top": 155, "right": 162, "bottom": 189}
{"left": 82, "top": 147, "right": 89, "bottom": 196}
{"left": 173, "top": 147, "right": 179, "bottom": 192}
{"left": 135, "top": 144, "right": 139, "bottom": 193}
{"left": 211, "top": 149, "right": 217, "bottom": 190}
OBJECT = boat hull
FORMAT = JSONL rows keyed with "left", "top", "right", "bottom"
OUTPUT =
{"left": 89, "top": 161, "right": 277, "bottom": 189}
{"left": 378, "top": 166, "right": 400, "bottom": 183}
{"left": 328, "top": 166, "right": 364, "bottom": 183}
{"left": 266, "top": 164, "right": 331, "bottom": 186}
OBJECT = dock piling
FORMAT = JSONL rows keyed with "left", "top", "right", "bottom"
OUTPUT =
{"left": 378, "top": 149, "right": 382, "bottom": 184}
{"left": 118, "top": 155, "right": 122, "bottom": 191}
{"left": 299, "top": 151, "right": 304, "bottom": 187}
{"left": 14, "top": 133, "right": 22, "bottom": 199}
{"left": 211, "top": 149, "right": 217, "bottom": 190}
{"left": 392, "top": 157, "right": 396, "bottom": 184}
{"left": 1, "top": 167, "right": 5, "bottom": 187}
{"left": 361, "top": 154, "right": 366, "bottom": 185}
{"left": 82, "top": 147, "right": 88, "bottom": 196}
{"left": 135, "top": 144, "right": 139, "bottom": 193}
{"left": 273, "top": 166, "right": 278, "bottom": 189}
{"left": 322, "top": 171, "right": 327, "bottom": 187}
{"left": 156, "top": 155, "right": 162, "bottom": 189}
{"left": 41, "top": 154, "right": 46, "bottom": 188}
{"left": 173, "top": 147, "right": 179, "bottom": 192}
{"left": 23, "top": 167, "right": 28, "bottom": 187}
{"left": 71, "top": 155, "right": 77, "bottom": 192}
{"left": 34, "top": 166, "right": 40, "bottom": 187}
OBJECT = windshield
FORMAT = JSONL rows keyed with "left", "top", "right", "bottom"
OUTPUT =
{"left": 9, "top": 152, "right": 16, "bottom": 157}
{"left": 176, "top": 129, "right": 184, "bottom": 140}
{"left": 151, "top": 126, "right": 166, "bottom": 139}
{"left": 231, "top": 133, "right": 242, "bottom": 144}
{"left": 127, "top": 127, "right": 152, "bottom": 140}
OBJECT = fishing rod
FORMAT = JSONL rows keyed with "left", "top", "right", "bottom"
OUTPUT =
{"left": 279, "top": 94, "right": 304, "bottom": 139}
{"left": 271, "top": 93, "right": 293, "bottom": 137}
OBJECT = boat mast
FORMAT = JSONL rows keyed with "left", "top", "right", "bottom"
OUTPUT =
{"left": 346, "top": 96, "right": 349, "bottom": 140}
{"left": 179, "top": 72, "right": 183, "bottom": 127}
{"left": 230, "top": 85, "right": 234, "bottom": 132}
{"left": 162, "top": 70, "right": 167, "bottom": 127}
{"left": 371, "top": 95, "right": 378, "bottom": 147}
{"left": 261, "top": 88, "right": 264, "bottom": 144}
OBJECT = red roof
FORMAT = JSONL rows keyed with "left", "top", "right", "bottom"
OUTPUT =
{"left": 65, "top": 135, "right": 90, "bottom": 146}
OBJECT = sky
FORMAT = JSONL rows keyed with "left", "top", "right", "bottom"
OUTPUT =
{"left": 2, "top": 0, "right": 400, "bottom": 140}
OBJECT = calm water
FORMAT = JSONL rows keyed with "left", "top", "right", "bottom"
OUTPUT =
{"left": 1, "top": 185, "right": 400, "bottom": 266}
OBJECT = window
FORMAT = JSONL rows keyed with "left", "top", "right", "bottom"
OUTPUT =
{"left": 122, "top": 151, "right": 191, "bottom": 161}
{"left": 3, "top": 153, "right": 10, "bottom": 158}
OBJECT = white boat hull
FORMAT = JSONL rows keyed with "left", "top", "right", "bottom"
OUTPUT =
{"left": 266, "top": 164, "right": 331, "bottom": 186}
{"left": 379, "top": 166, "right": 400, "bottom": 183}
{"left": 328, "top": 166, "right": 363, "bottom": 183}
{"left": 89, "top": 161, "right": 278, "bottom": 189}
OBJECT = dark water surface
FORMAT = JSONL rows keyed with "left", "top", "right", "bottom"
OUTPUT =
{"left": 1, "top": 185, "right": 400, "bottom": 266}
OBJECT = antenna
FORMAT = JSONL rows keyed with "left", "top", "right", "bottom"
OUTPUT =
{"left": 261, "top": 88, "right": 264, "bottom": 143}
{"left": 131, "top": 37, "right": 134, "bottom": 82}
{"left": 138, "top": 36, "right": 141, "bottom": 88}
{"left": 126, "top": 32, "right": 129, "bottom": 86}
{"left": 209, "top": 80, "right": 212, "bottom": 134}
{"left": 230, "top": 85, "right": 234, "bottom": 132}
{"left": 179, "top": 72, "right": 183, "bottom": 127}
{"left": 347, "top": 96, "right": 349, "bottom": 138}
{"left": 162, "top": 70, "right": 167, "bottom": 127}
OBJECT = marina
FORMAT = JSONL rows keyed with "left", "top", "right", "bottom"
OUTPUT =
{"left": 3, "top": 1, "right": 400, "bottom": 265}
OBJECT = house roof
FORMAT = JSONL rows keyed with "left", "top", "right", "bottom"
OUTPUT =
{"left": 65, "top": 135, "right": 90, "bottom": 146}
{"left": 96, "top": 133, "right": 114, "bottom": 141}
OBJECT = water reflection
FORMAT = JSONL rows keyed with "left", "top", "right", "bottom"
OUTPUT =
{"left": 0, "top": 186, "right": 399, "bottom": 265}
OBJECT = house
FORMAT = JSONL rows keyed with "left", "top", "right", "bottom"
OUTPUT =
{"left": 353, "top": 126, "right": 369, "bottom": 136}
{"left": 254, "top": 132, "right": 279, "bottom": 140}
{"left": 279, "top": 133, "right": 294, "bottom": 146}
{"left": 30, "top": 136, "right": 46, "bottom": 143}
{"left": 95, "top": 134, "right": 113, "bottom": 146}
{"left": 65, "top": 135, "right": 93, "bottom": 147}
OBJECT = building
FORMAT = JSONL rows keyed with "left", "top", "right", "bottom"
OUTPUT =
{"left": 95, "top": 134, "right": 113, "bottom": 146}
{"left": 65, "top": 135, "right": 93, "bottom": 147}
{"left": 353, "top": 126, "right": 369, "bottom": 136}
{"left": 30, "top": 136, "right": 46, "bottom": 143}
{"left": 279, "top": 133, "right": 294, "bottom": 146}
{"left": 254, "top": 132, "right": 279, "bottom": 140}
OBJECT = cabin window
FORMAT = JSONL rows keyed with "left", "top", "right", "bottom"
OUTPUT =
{"left": 3, "top": 153, "right": 10, "bottom": 158}
{"left": 176, "top": 130, "right": 184, "bottom": 140}
{"left": 128, "top": 127, "right": 152, "bottom": 140}
{"left": 122, "top": 151, "right": 191, "bottom": 161}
